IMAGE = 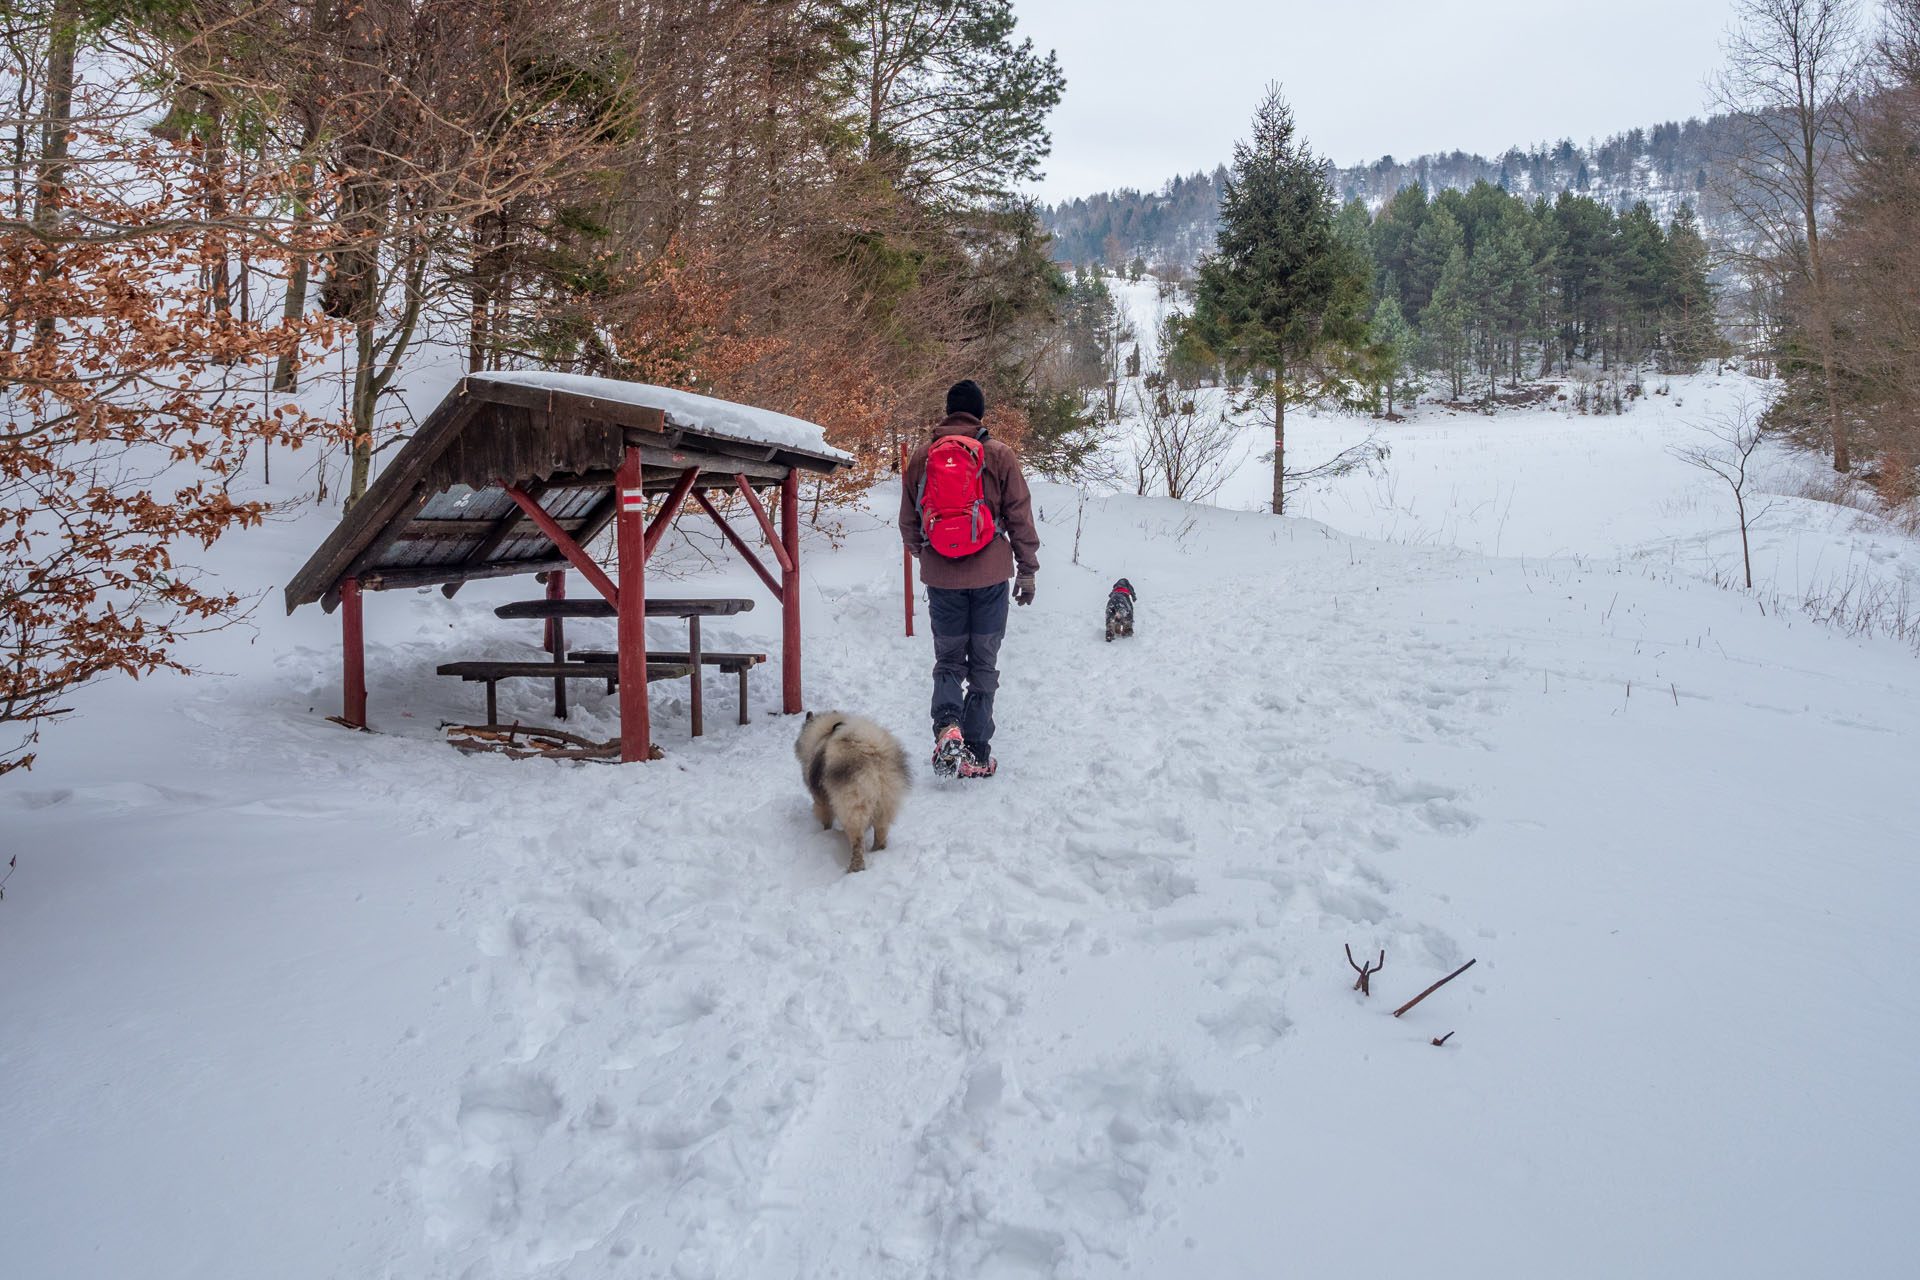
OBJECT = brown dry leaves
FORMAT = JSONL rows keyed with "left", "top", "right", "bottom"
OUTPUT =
{"left": 3, "top": 128, "right": 344, "bottom": 773}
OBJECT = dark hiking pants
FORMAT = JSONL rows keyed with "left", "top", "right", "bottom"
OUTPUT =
{"left": 928, "top": 581, "right": 1009, "bottom": 758}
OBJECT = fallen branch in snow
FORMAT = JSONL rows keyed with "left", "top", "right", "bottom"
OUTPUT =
{"left": 0, "top": 853, "right": 14, "bottom": 901}
{"left": 1392, "top": 958, "right": 1477, "bottom": 1018}
{"left": 1346, "top": 944, "right": 1384, "bottom": 996}
{"left": 443, "top": 722, "right": 628, "bottom": 761}
{"left": 1431, "top": 1032, "right": 1455, "bottom": 1047}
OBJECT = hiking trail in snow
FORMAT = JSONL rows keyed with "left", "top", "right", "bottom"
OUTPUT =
{"left": 397, "top": 496, "right": 1503, "bottom": 1278}
{"left": 7, "top": 409, "right": 1919, "bottom": 1279}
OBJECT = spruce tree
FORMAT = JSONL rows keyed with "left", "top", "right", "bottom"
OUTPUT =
{"left": 1486, "top": 216, "right": 1538, "bottom": 389}
{"left": 1529, "top": 197, "right": 1567, "bottom": 374}
{"left": 1370, "top": 295, "right": 1419, "bottom": 415}
{"left": 1663, "top": 203, "right": 1717, "bottom": 370}
{"left": 1193, "top": 85, "right": 1369, "bottom": 513}
{"left": 1405, "top": 204, "right": 1463, "bottom": 317}
{"left": 1423, "top": 245, "right": 1472, "bottom": 399}
{"left": 1369, "top": 184, "right": 1428, "bottom": 306}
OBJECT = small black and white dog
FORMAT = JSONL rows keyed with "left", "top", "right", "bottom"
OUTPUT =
{"left": 1104, "top": 578, "right": 1136, "bottom": 643}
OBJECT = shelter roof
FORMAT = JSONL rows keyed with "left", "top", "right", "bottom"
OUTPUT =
{"left": 283, "top": 374, "right": 850, "bottom": 612}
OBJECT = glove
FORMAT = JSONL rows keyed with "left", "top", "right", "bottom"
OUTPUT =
{"left": 1012, "top": 572, "right": 1036, "bottom": 606}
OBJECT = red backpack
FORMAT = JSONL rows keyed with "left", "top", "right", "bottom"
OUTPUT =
{"left": 917, "top": 434, "right": 997, "bottom": 558}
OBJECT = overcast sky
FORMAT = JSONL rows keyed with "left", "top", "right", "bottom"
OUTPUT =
{"left": 1015, "top": 0, "right": 1740, "bottom": 203}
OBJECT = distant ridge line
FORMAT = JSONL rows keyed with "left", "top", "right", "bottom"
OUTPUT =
{"left": 1041, "top": 112, "right": 1743, "bottom": 268}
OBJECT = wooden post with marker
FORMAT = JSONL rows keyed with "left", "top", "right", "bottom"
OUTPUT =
{"left": 340, "top": 576, "right": 366, "bottom": 728}
{"left": 902, "top": 440, "right": 914, "bottom": 638}
{"left": 781, "top": 466, "right": 802, "bottom": 714}
{"left": 614, "top": 447, "right": 651, "bottom": 761}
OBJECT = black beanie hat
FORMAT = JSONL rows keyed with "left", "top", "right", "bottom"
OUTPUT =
{"left": 945, "top": 378, "right": 986, "bottom": 420}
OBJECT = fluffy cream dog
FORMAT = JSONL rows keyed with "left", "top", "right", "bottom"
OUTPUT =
{"left": 794, "top": 711, "right": 910, "bottom": 872}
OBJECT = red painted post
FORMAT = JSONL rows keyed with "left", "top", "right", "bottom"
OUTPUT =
{"left": 546, "top": 568, "right": 568, "bottom": 719}
{"left": 733, "top": 475, "right": 794, "bottom": 574}
{"left": 691, "top": 489, "right": 784, "bottom": 600}
{"left": 901, "top": 441, "right": 914, "bottom": 638}
{"left": 615, "top": 447, "right": 651, "bottom": 762}
{"left": 341, "top": 576, "right": 367, "bottom": 728}
{"left": 644, "top": 466, "right": 701, "bottom": 560}
{"left": 543, "top": 568, "right": 566, "bottom": 653}
{"left": 781, "top": 467, "right": 802, "bottom": 714}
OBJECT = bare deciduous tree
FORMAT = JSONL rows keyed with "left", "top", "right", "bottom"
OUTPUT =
{"left": 1710, "top": 0, "right": 1867, "bottom": 472}
{"left": 3, "top": 5, "right": 341, "bottom": 773}
{"left": 1813, "top": 0, "right": 1920, "bottom": 490}
{"left": 1671, "top": 397, "right": 1779, "bottom": 589}
{"left": 167, "top": 0, "right": 651, "bottom": 505}
{"left": 1130, "top": 381, "right": 1244, "bottom": 503}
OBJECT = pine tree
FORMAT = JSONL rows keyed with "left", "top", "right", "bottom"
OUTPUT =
{"left": 1369, "top": 184, "right": 1429, "bottom": 307}
{"left": 1063, "top": 266, "right": 1118, "bottom": 390}
{"left": 1193, "top": 85, "right": 1370, "bottom": 513}
{"left": 1423, "top": 244, "right": 1472, "bottom": 399}
{"left": 852, "top": 0, "right": 1066, "bottom": 206}
{"left": 1370, "top": 295, "right": 1420, "bottom": 415}
{"left": 1404, "top": 204, "right": 1463, "bottom": 318}
{"left": 1664, "top": 203, "right": 1718, "bottom": 370}
{"left": 1554, "top": 193, "right": 1615, "bottom": 364}
{"left": 1616, "top": 201, "right": 1669, "bottom": 359}
{"left": 1529, "top": 197, "right": 1567, "bottom": 374}
{"left": 1486, "top": 215, "right": 1538, "bottom": 389}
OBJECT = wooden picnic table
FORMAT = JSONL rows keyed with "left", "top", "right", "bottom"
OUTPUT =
{"left": 493, "top": 597, "right": 754, "bottom": 620}
{"left": 492, "top": 596, "right": 756, "bottom": 734}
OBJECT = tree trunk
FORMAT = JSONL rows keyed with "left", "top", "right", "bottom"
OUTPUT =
{"left": 468, "top": 210, "right": 494, "bottom": 373}
{"left": 1803, "top": 221, "right": 1850, "bottom": 472}
{"left": 270, "top": 134, "right": 317, "bottom": 393}
{"left": 1736, "top": 489, "right": 1753, "bottom": 589}
{"left": 198, "top": 92, "right": 231, "bottom": 322}
{"left": 1270, "top": 358, "right": 1286, "bottom": 515}
{"left": 1823, "top": 349, "right": 1849, "bottom": 471}
{"left": 32, "top": 0, "right": 80, "bottom": 343}
{"left": 469, "top": 265, "right": 488, "bottom": 374}
{"left": 347, "top": 317, "right": 376, "bottom": 508}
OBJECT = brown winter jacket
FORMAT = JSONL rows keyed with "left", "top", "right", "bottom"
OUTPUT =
{"left": 899, "top": 413, "right": 1041, "bottom": 590}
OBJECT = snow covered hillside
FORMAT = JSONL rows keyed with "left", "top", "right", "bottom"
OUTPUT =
{"left": 1043, "top": 116, "right": 1743, "bottom": 270}
{"left": 1110, "top": 278, "right": 1920, "bottom": 646}
{"left": 5, "top": 380, "right": 1920, "bottom": 1277}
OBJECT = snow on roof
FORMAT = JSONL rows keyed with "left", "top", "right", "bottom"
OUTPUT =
{"left": 469, "top": 371, "right": 852, "bottom": 463}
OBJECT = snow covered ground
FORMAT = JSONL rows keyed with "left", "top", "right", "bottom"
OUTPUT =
{"left": 1112, "top": 278, "right": 1920, "bottom": 642}
{"left": 5, "top": 354, "right": 1920, "bottom": 1278}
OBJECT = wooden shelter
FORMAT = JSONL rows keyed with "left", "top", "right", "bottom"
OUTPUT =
{"left": 284, "top": 372, "right": 851, "bottom": 762}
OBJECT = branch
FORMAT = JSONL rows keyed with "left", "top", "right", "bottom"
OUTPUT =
{"left": 1391, "top": 958, "right": 1477, "bottom": 1018}
{"left": 1345, "top": 943, "right": 1384, "bottom": 996}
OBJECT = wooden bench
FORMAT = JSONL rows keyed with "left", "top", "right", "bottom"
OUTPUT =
{"left": 493, "top": 596, "right": 755, "bottom": 735}
{"left": 437, "top": 660, "right": 694, "bottom": 727}
{"left": 569, "top": 650, "right": 766, "bottom": 728}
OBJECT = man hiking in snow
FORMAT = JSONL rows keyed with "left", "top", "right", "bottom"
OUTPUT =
{"left": 900, "top": 378, "right": 1039, "bottom": 779}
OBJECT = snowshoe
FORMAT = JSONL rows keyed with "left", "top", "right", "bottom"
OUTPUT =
{"left": 957, "top": 751, "right": 997, "bottom": 779}
{"left": 931, "top": 724, "right": 967, "bottom": 778}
